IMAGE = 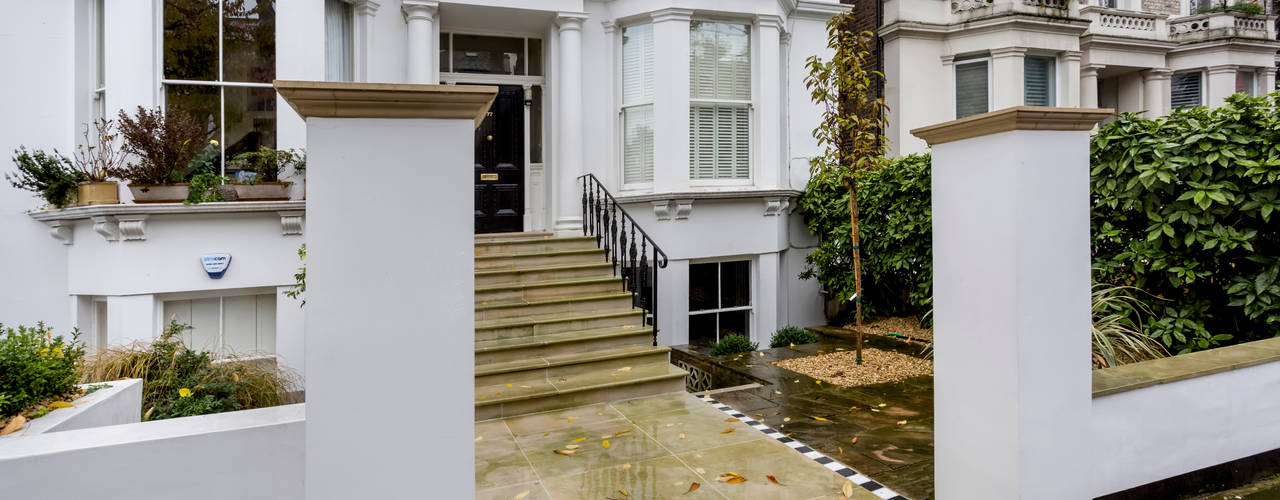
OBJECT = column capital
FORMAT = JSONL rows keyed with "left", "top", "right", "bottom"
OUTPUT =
{"left": 940, "top": 54, "right": 956, "bottom": 65}
{"left": 354, "top": 0, "right": 380, "bottom": 16}
{"left": 401, "top": 0, "right": 437, "bottom": 20}
{"left": 1207, "top": 64, "right": 1239, "bottom": 75}
{"left": 1258, "top": 66, "right": 1278, "bottom": 77}
{"left": 555, "top": 12, "right": 589, "bottom": 31}
{"left": 650, "top": 8, "right": 693, "bottom": 24}
{"left": 990, "top": 46, "right": 1027, "bottom": 58}
{"left": 1140, "top": 67, "right": 1173, "bottom": 80}
{"left": 601, "top": 20, "right": 617, "bottom": 34}
{"left": 1061, "top": 50, "right": 1082, "bottom": 63}
{"left": 755, "top": 14, "right": 785, "bottom": 30}
{"left": 1080, "top": 64, "right": 1104, "bottom": 77}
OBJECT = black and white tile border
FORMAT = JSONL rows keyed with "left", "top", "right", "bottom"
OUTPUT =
{"left": 696, "top": 395, "right": 909, "bottom": 500}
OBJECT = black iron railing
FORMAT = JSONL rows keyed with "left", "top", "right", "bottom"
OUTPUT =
{"left": 580, "top": 174, "right": 668, "bottom": 344}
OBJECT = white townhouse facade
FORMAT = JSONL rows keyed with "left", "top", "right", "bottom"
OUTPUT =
{"left": 0, "top": 0, "right": 848, "bottom": 372}
{"left": 880, "top": 0, "right": 1280, "bottom": 156}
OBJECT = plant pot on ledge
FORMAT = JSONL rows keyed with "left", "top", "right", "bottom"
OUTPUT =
{"left": 231, "top": 181, "right": 292, "bottom": 201}
{"left": 128, "top": 183, "right": 189, "bottom": 203}
{"left": 77, "top": 181, "right": 119, "bottom": 206}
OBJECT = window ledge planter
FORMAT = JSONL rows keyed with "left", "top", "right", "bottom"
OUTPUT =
{"left": 231, "top": 181, "right": 292, "bottom": 201}
{"left": 77, "top": 181, "right": 119, "bottom": 206}
{"left": 128, "top": 183, "right": 189, "bottom": 203}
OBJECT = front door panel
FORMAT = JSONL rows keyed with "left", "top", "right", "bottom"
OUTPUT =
{"left": 474, "top": 85, "right": 525, "bottom": 234}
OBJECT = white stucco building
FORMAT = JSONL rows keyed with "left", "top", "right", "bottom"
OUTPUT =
{"left": 0, "top": 0, "right": 851, "bottom": 371}
{"left": 879, "top": 0, "right": 1280, "bottom": 155}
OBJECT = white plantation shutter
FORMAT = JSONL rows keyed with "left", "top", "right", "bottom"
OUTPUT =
{"left": 622, "top": 24, "right": 654, "bottom": 184}
{"left": 1024, "top": 55, "right": 1055, "bottom": 106}
{"left": 955, "top": 59, "right": 989, "bottom": 118}
{"left": 689, "top": 22, "right": 751, "bottom": 180}
{"left": 1171, "top": 72, "right": 1202, "bottom": 109}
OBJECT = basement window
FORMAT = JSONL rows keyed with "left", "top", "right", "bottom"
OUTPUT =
{"left": 163, "top": 293, "right": 277, "bottom": 357}
{"left": 689, "top": 260, "right": 751, "bottom": 347}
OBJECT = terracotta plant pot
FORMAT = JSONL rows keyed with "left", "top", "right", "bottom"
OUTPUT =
{"left": 231, "top": 181, "right": 292, "bottom": 201}
{"left": 77, "top": 181, "right": 119, "bottom": 206}
{"left": 128, "top": 183, "right": 189, "bottom": 203}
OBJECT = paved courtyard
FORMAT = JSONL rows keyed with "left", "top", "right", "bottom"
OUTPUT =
{"left": 475, "top": 392, "right": 881, "bottom": 499}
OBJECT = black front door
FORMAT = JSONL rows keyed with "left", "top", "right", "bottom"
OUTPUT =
{"left": 474, "top": 85, "right": 525, "bottom": 234}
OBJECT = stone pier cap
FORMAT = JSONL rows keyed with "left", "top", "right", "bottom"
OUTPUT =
{"left": 274, "top": 80, "right": 497, "bottom": 127}
{"left": 911, "top": 106, "right": 1115, "bottom": 146}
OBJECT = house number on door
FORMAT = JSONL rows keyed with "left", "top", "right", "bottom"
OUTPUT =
{"left": 480, "top": 173, "right": 499, "bottom": 181}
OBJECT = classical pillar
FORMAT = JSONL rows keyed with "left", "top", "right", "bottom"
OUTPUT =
{"left": 352, "top": 0, "right": 380, "bottom": 82}
{"left": 1081, "top": 64, "right": 1103, "bottom": 109}
{"left": 912, "top": 106, "right": 1112, "bottom": 500}
{"left": 1062, "top": 51, "right": 1081, "bottom": 107}
{"left": 1141, "top": 67, "right": 1172, "bottom": 116}
{"left": 754, "top": 15, "right": 783, "bottom": 189}
{"left": 990, "top": 47, "right": 1027, "bottom": 109}
{"left": 277, "top": 80, "right": 496, "bottom": 499}
{"left": 1261, "top": 66, "right": 1278, "bottom": 95}
{"left": 1207, "top": 64, "right": 1239, "bottom": 107}
{"left": 402, "top": 1, "right": 438, "bottom": 84}
{"left": 552, "top": 12, "right": 588, "bottom": 234}
{"left": 650, "top": 8, "right": 693, "bottom": 193}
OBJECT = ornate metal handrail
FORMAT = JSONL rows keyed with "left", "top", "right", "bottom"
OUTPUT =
{"left": 579, "top": 173, "right": 669, "bottom": 345}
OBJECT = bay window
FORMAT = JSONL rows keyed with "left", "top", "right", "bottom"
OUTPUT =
{"left": 1237, "top": 70, "right": 1257, "bottom": 97}
{"left": 621, "top": 23, "right": 654, "bottom": 185}
{"left": 162, "top": 0, "right": 277, "bottom": 177}
{"left": 1024, "top": 55, "right": 1056, "bottom": 107}
{"left": 325, "top": 0, "right": 353, "bottom": 82}
{"left": 689, "top": 21, "right": 751, "bottom": 181}
{"left": 955, "top": 57, "right": 990, "bottom": 118}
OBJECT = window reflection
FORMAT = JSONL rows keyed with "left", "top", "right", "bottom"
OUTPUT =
{"left": 222, "top": 0, "right": 276, "bottom": 83}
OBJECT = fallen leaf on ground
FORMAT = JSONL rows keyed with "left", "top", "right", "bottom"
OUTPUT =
{"left": 877, "top": 403, "right": 887, "bottom": 408}
{"left": 514, "top": 490, "right": 530, "bottom": 500}
{"left": 756, "top": 413, "right": 764, "bottom": 417}
{"left": 143, "top": 406, "right": 154, "bottom": 421}
{"left": 474, "top": 436, "right": 483, "bottom": 442}
{"left": 811, "top": 416, "right": 829, "bottom": 422}
{"left": 687, "top": 482, "right": 700, "bottom": 493}
{"left": 695, "top": 468, "right": 706, "bottom": 474}
{"left": 619, "top": 488, "right": 630, "bottom": 496}
{"left": 49, "top": 401, "right": 73, "bottom": 408}
{"left": 870, "top": 409, "right": 880, "bottom": 412}
{"left": 725, "top": 417, "right": 739, "bottom": 422}
{"left": 554, "top": 449, "right": 577, "bottom": 456}
{"left": 505, "top": 384, "right": 512, "bottom": 387}
{"left": 720, "top": 428, "right": 735, "bottom": 434}
{"left": 816, "top": 380, "right": 822, "bottom": 385}
{"left": 783, "top": 417, "right": 791, "bottom": 422}
{"left": 618, "top": 367, "right": 632, "bottom": 372}
{"left": 621, "top": 463, "right": 631, "bottom": 470}
{"left": 678, "top": 433, "right": 686, "bottom": 439}
{"left": 567, "top": 417, "right": 576, "bottom": 423}
{"left": 850, "top": 437, "right": 859, "bottom": 445}
{"left": 897, "top": 420, "right": 907, "bottom": 426}
{"left": 775, "top": 390, "right": 782, "bottom": 395}
{"left": 614, "top": 429, "right": 631, "bottom": 436}
{"left": 565, "top": 444, "right": 580, "bottom": 450}
{"left": 602, "top": 440, "right": 610, "bottom": 448}
{"left": 766, "top": 475, "right": 784, "bottom": 485}
{"left": 839, "top": 447, "right": 845, "bottom": 455}
{"left": 1, "top": 416, "right": 26, "bottom": 436}
{"left": 542, "top": 433, "right": 549, "bottom": 437}
{"left": 842, "top": 480, "right": 855, "bottom": 498}
{"left": 572, "top": 437, "right": 586, "bottom": 442}
{"left": 715, "top": 472, "right": 745, "bottom": 482}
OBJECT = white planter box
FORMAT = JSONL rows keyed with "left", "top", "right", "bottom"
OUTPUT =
{"left": 0, "top": 378, "right": 142, "bottom": 441}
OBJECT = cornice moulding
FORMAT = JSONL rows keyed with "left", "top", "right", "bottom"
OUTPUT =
{"left": 911, "top": 106, "right": 1114, "bottom": 146}
{"left": 29, "top": 200, "right": 306, "bottom": 222}
{"left": 274, "top": 80, "right": 496, "bottom": 127}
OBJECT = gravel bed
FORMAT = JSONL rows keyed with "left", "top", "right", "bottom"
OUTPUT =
{"left": 772, "top": 348, "right": 933, "bottom": 387}
{"left": 846, "top": 316, "right": 933, "bottom": 343}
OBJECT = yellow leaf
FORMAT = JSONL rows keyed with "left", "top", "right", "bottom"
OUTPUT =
{"left": 614, "top": 429, "right": 631, "bottom": 436}
{"left": 720, "top": 428, "right": 734, "bottom": 434}
{"left": 715, "top": 472, "right": 743, "bottom": 482}
{"left": 0, "top": 415, "right": 26, "bottom": 436}
{"left": 725, "top": 417, "right": 740, "bottom": 422}
{"left": 571, "top": 437, "right": 586, "bottom": 442}
{"left": 474, "top": 436, "right": 483, "bottom": 442}
{"left": 621, "top": 463, "right": 632, "bottom": 470}
{"left": 602, "top": 439, "right": 610, "bottom": 448}
{"left": 542, "top": 433, "right": 549, "bottom": 437}
{"left": 618, "top": 366, "right": 632, "bottom": 372}
{"left": 775, "top": 390, "right": 782, "bottom": 395}
{"left": 678, "top": 433, "right": 686, "bottom": 439}
{"left": 897, "top": 420, "right": 907, "bottom": 426}
{"left": 565, "top": 444, "right": 579, "bottom": 450}
{"left": 622, "top": 325, "right": 635, "bottom": 329}
{"left": 728, "top": 476, "right": 747, "bottom": 484}
{"left": 567, "top": 417, "right": 576, "bottom": 423}
{"left": 554, "top": 449, "right": 577, "bottom": 456}
{"left": 49, "top": 401, "right": 73, "bottom": 408}
{"left": 877, "top": 403, "right": 887, "bottom": 408}
{"left": 816, "top": 380, "right": 822, "bottom": 385}
{"left": 811, "top": 416, "right": 828, "bottom": 422}
{"left": 505, "top": 384, "right": 512, "bottom": 387}
{"left": 514, "top": 491, "right": 530, "bottom": 500}
{"left": 143, "top": 406, "right": 154, "bottom": 421}
{"left": 783, "top": 417, "right": 791, "bottom": 422}
{"left": 843, "top": 480, "right": 855, "bottom": 498}
{"left": 619, "top": 488, "right": 630, "bottom": 496}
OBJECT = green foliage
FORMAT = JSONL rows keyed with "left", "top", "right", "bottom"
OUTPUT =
{"left": 1195, "top": 1, "right": 1264, "bottom": 14}
{"left": 6, "top": 147, "right": 85, "bottom": 208}
{"left": 799, "top": 154, "right": 934, "bottom": 320}
{"left": 0, "top": 323, "right": 86, "bottom": 417}
{"left": 1092, "top": 93, "right": 1280, "bottom": 353}
{"left": 769, "top": 326, "right": 819, "bottom": 348}
{"left": 228, "top": 147, "right": 305, "bottom": 183}
{"left": 112, "top": 106, "right": 206, "bottom": 185}
{"left": 1091, "top": 284, "right": 1169, "bottom": 368}
{"left": 80, "top": 321, "right": 298, "bottom": 421}
{"left": 709, "top": 334, "right": 758, "bottom": 356}
{"left": 184, "top": 169, "right": 229, "bottom": 204}
{"left": 283, "top": 244, "right": 306, "bottom": 307}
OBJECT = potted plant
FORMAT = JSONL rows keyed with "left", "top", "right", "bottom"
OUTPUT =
{"left": 111, "top": 106, "right": 205, "bottom": 203}
{"left": 227, "top": 147, "right": 304, "bottom": 201}
{"left": 69, "top": 119, "right": 125, "bottom": 205}
{"left": 5, "top": 147, "right": 83, "bottom": 209}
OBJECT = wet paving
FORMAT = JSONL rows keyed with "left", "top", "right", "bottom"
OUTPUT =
{"left": 475, "top": 392, "right": 880, "bottom": 499}
{"left": 686, "top": 334, "right": 936, "bottom": 500}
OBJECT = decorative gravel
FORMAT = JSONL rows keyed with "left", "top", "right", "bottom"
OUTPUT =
{"left": 846, "top": 316, "right": 934, "bottom": 343}
{"left": 773, "top": 348, "right": 933, "bottom": 387}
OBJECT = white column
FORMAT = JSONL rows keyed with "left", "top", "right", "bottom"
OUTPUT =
{"left": 912, "top": 107, "right": 1110, "bottom": 500}
{"left": 353, "top": 1, "right": 381, "bottom": 82}
{"left": 278, "top": 81, "right": 494, "bottom": 500}
{"left": 1261, "top": 66, "right": 1277, "bottom": 95}
{"left": 755, "top": 252, "right": 780, "bottom": 344}
{"left": 1081, "top": 64, "right": 1103, "bottom": 109}
{"left": 754, "top": 15, "right": 783, "bottom": 189}
{"left": 1141, "top": 68, "right": 1171, "bottom": 116}
{"left": 402, "top": 1, "right": 438, "bottom": 84}
{"left": 650, "top": 9, "right": 693, "bottom": 194}
{"left": 552, "top": 12, "right": 588, "bottom": 235}
{"left": 991, "top": 47, "right": 1027, "bottom": 109}
{"left": 657, "top": 259, "right": 690, "bottom": 346}
{"left": 1207, "top": 64, "right": 1239, "bottom": 107}
{"left": 1062, "top": 51, "right": 1081, "bottom": 108}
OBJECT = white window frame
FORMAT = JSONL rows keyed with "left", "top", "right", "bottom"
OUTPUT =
{"left": 1171, "top": 70, "right": 1204, "bottom": 109}
{"left": 325, "top": 0, "right": 355, "bottom": 82}
{"left": 688, "top": 19, "right": 753, "bottom": 186}
{"left": 688, "top": 259, "right": 754, "bottom": 344}
{"left": 1023, "top": 54, "right": 1057, "bottom": 107}
{"left": 158, "top": 0, "right": 276, "bottom": 178}
{"left": 91, "top": 0, "right": 106, "bottom": 121}
{"left": 954, "top": 56, "right": 993, "bottom": 120}
{"left": 439, "top": 30, "right": 544, "bottom": 79}
{"left": 1237, "top": 69, "right": 1258, "bottom": 97}
{"left": 619, "top": 22, "right": 655, "bottom": 189}
{"left": 160, "top": 287, "right": 278, "bottom": 359}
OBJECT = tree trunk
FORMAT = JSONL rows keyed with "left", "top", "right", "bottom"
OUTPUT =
{"left": 845, "top": 179, "right": 865, "bottom": 364}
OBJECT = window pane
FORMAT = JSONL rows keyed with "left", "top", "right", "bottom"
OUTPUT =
{"left": 1171, "top": 72, "right": 1201, "bottom": 108}
{"left": 256, "top": 294, "right": 276, "bottom": 353}
{"left": 718, "top": 310, "right": 749, "bottom": 339}
{"left": 689, "top": 22, "right": 750, "bottom": 100}
{"left": 440, "top": 32, "right": 450, "bottom": 73}
{"left": 224, "top": 86, "right": 278, "bottom": 171}
{"left": 719, "top": 260, "right": 750, "bottom": 308}
{"left": 690, "top": 263, "right": 718, "bottom": 311}
{"left": 623, "top": 105, "right": 653, "bottom": 183}
{"left": 452, "top": 34, "right": 524, "bottom": 75}
{"left": 325, "top": 0, "right": 353, "bottom": 81}
{"left": 164, "top": 0, "right": 219, "bottom": 81}
{"left": 222, "top": 295, "right": 257, "bottom": 356}
{"left": 1237, "top": 71, "right": 1256, "bottom": 96}
{"left": 165, "top": 83, "right": 222, "bottom": 147}
{"left": 1024, "top": 56, "right": 1054, "bottom": 107}
{"left": 530, "top": 86, "right": 543, "bottom": 163}
{"left": 955, "top": 60, "right": 989, "bottom": 118}
{"left": 222, "top": 0, "right": 276, "bottom": 83}
{"left": 188, "top": 298, "right": 221, "bottom": 353}
{"left": 689, "top": 103, "right": 749, "bottom": 180}
{"left": 528, "top": 38, "right": 543, "bottom": 76}
{"left": 622, "top": 24, "right": 653, "bottom": 105}
{"left": 689, "top": 313, "right": 717, "bottom": 347}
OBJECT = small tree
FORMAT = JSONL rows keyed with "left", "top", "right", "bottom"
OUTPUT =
{"left": 804, "top": 15, "right": 889, "bottom": 336}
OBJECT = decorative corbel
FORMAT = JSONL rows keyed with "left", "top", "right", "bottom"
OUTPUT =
{"left": 46, "top": 221, "right": 72, "bottom": 245}
{"left": 279, "top": 211, "right": 305, "bottom": 236}
{"left": 763, "top": 197, "right": 787, "bottom": 216}
{"left": 674, "top": 199, "right": 694, "bottom": 221}
{"left": 91, "top": 215, "right": 119, "bottom": 242}
{"left": 652, "top": 201, "right": 673, "bottom": 221}
{"left": 115, "top": 215, "right": 149, "bottom": 241}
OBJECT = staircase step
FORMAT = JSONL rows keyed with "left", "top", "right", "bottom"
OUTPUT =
{"left": 475, "top": 344, "right": 670, "bottom": 386}
{"left": 475, "top": 309, "right": 644, "bottom": 341}
{"left": 474, "top": 325, "right": 655, "bottom": 365}
{"left": 475, "top": 292, "right": 635, "bottom": 321}
{"left": 475, "top": 262, "right": 615, "bottom": 287}
{"left": 475, "top": 249, "right": 606, "bottom": 271}
{"left": 474, "top": 231, "right": 554, "bottom": 242}
{"left": 474, "top": 363, "right": 688, "bottom": 421}
{"left": 476, "top": 276, "right": 624, "bottom": 305}
{"left": 475, "top": 235, "right": 598, "bottom": 256}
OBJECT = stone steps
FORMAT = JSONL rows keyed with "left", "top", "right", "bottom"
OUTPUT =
{"left": 473, "top": 233, "right": 685, "bottom": 421}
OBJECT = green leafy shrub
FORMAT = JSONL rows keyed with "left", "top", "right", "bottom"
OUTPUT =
{"left": 769, "top": 326, "right": 819, "bottom": 348}
{"left": 228, "top": 147, "right": 305, "bottom": 183}
{"left": 112, "top": 106, "right": 206, "bottom": 185}
{"left": 6, "top": 147, "right": 85, "bottom": 208}
{"left": 0, "top": 323, "right": 86, "bottom": 417}
{"left": 799, "top": 154, "right": 933, "bottom": 321}
{"left": 709, "top": 334, "right": 758, "bottom": 356}
{"left": 79, "top": 321, "right": 298, "bottom": 421}
{"left": 283, "top": 244, "right": 306, "bottom": 306}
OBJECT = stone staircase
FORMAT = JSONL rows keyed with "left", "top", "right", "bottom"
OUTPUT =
{"left": 474, "top": 232, "right": 687, "bottom": 421}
